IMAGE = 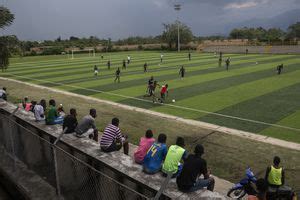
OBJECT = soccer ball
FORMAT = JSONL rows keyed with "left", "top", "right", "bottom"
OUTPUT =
{"left": 172, "top": 99, "right": 176, "bottom": 103}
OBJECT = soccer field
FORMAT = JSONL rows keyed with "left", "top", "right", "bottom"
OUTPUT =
{"left": 3, "top": 51, "right": 300, "bottom": 143}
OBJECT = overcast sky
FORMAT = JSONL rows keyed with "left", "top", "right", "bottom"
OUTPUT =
{"left": 1, "top": 0, "right": 300, "bottom": 41}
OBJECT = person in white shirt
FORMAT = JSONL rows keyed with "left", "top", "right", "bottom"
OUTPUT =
{"left": 160, "top": 54, "right": 164, "bottom": 63}
{"left": 127, "top": 55, "right": 131, "bottom": 64}
{"left": 0, "top": 87, "right": 7, "bottom": 101}
{"left": 34, "top": 99, "right": 45, "bottom": 121}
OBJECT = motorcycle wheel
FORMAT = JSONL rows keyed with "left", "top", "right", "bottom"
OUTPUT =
{"left": 227, "top": 188, "right": 247, "bottom": 199}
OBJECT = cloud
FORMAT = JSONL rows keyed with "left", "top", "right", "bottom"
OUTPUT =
{"left": 224, "top": 1, "right": 258, "bottom": 9}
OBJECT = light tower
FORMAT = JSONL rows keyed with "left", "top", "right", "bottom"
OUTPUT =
{"left": 174, "top": 4, "right": 181, "bottom": 52}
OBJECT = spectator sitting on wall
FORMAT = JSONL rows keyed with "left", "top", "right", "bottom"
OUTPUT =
{"left": 176, "top": 144, "right": 215, "bottom": 192}
{"left": 33, "top": 99, "right": 46, "bottom": 122}
{"left": 100, "top": 117, "right": 129, "bottom": 155}
{"left": 58, "top": 104, "right": 66, "bottom": 117}
{"left": 63, "top": 108, "right": 78, "bottom": 134}
{"left": 134, "top": 129, "right": 155, "bottom": 164}
{"left": 30, "top": 101, "right": 37, "bottom": 113}
{"left": 143, "top": 133, "right": 168, "bottom": 174}
{"left": 45, "top": 99, "right": 64, "bottom": 125}
{"left": 74, "top": 108, "right": 98, "bottom": 141}
{"left": 162, "top": 137, "right": 188, "bottom": 178}
{"left": 22, "top": 96, "right": 32, "bottom": 112}
{"left": 0, "top": 87, "right": 7, "bottom": 101}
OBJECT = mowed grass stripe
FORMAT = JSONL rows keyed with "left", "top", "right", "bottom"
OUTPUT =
{"left": 149, "top": 70, "right": 300, "bottom": 119}
{"left": 199, "top": 82, "right": 300, "bottom": 141}
{"left": 117, "top": 63, "right": 300, "bottom": 110}
{"left": 9, "top": 52, "right": 215, "bottom": 71}
{"left": 8, "top": 53, "right": 243, "bottom": 77}
{"left": 7, "top": 53, "right": 217, "bottom": 78}
{"left": 259, "top": 110, "right": 300, "bottom": 143}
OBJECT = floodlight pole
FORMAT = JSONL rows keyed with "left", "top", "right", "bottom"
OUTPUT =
{"left": 174, "top": 4, "right": 181, "bottom": 52}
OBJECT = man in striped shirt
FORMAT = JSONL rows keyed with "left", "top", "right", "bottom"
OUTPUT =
{"left": 100, "top": 118, "right": 129, "bottom": 155}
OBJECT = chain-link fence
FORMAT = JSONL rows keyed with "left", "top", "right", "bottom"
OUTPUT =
{"left": 0, "top": 109, "right": 151, "bottom": 200}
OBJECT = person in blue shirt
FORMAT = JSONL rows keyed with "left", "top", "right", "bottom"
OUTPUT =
{"left": 143, "top": 133, "right": 168, "bottom": 174}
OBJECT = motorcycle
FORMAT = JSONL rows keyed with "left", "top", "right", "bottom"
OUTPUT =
{"left": 227, "top": 168, "right": 297, "bottom": 200}
{"left": 227, "top": 168, "right": 257, "bottom": 199}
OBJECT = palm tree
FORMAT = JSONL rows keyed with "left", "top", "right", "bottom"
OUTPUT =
{"left": 0, "top": 6, "right": 14, "bottom": 72}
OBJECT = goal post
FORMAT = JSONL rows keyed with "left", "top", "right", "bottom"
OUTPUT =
{"left": 70, "top": 49, "right": 95, "bottom": 59}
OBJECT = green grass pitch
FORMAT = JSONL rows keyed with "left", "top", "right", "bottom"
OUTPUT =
{"left": 3, "top": 51, "right": 300, "bottom": 143}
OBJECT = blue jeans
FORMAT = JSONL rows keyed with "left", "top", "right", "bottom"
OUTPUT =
{"left": 187, "top": 178, "right": 215, "bottom": 192}
{"left": 163, "top": 164, "right": 183, "bottom": 178}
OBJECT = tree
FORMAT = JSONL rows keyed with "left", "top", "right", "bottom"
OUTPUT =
{"left": 286, "top": 22, "right": 300, "bottom": 40}
{"left": 161, "top": 21, "right": 193, "bottom": 49}
{"left": 0, "top": 6, "right": 15, "bottom": 72}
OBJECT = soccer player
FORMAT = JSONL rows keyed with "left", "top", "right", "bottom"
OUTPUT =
{"left": 107, "top": 60, "right": 111, "bottom": 70}
{"left": 246, "top": 49, "right": 249, "bottom": 55}
{"left": 188, "top": 52, "right": 191, "bottom": 61}
{"left": 101, "top": 55, "right": 104, "bottom": 59}
{"left": 277, "top": 64, "right": 283, "bottom": 75}
{"left": 114, "top": 67, "right": 121, "bottom": 83}
{"left": 122, "top": 59, "right": 126, "bottom": 69}
{"left": 179, "top": 66, "right": 185, "bottom": 79}
{"left": 159, "top": 84, "right": 168, "bottom": 103}
{"left": 94, "top": 65, "right": 99, "bottom": 76}
{"left": 160, "top": 53, "right": 164, "bottom": 63}
{"left": 127, "top": 55, "right": 131, "bottom": 64}
{"left": 225, "top": 57, "right": 231, "bottom": 71}
{"left": 144, "top": 62, "right": 148, "bottom": 73}
{"left": 146, "top": 76, "right": 154, "bottom": 95}
{"left": 150, "top": 81, "right": 159, "bottom": 103}
{"left": 218, "top": 57, "right": 222, "bottom": 67}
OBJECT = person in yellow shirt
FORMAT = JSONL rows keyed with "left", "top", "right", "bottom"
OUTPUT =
{"left": 265, "top": 156, "right": 285, "bottom": 187}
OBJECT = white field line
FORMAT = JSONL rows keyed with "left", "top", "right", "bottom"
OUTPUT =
{"left": 1, "top": 75, "right": 300, "bottom": 151}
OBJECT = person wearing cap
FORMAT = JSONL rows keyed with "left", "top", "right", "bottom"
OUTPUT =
{"left": 176, "top": 144, "right": 215, "bottom": 192}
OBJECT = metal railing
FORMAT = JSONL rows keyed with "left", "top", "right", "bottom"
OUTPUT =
{"left": 0, "top": 110, "right": 150, "bottom": 200}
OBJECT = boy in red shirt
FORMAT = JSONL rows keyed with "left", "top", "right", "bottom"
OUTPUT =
{"left": 160, "top": 84, "right": 168, "bottom": 103}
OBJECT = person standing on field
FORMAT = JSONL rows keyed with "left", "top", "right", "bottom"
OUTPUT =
{"left": 160, "top": 53, "right": 164, "bottom": 63}
{"left": 225, "top": 57, "right": 231, "bottom": 71}
{"left": 179, "top": 66, "right": 185, "bottom": 79}
{"left": 188, "top": 52, "right": 191, "bottom": 61}
{"left": 107, "top": 60, "right": 111, "bottom": 70}
{"left": 122, "top": 59, "right": 126, "bottom": 69}
{"left": 277, "top": 64, "right": 283, "bottom": 75}
{"left": 127, "top": 55, "right": 131, "bottom": 64}
{"left": 144, "top": 62, "right": 148, "bottom": 73}
{"left": 114, "top": 67, "right": 121, "bottom": 83}
{"left": 94, "top": 65, "right": 99, "bottom": 76}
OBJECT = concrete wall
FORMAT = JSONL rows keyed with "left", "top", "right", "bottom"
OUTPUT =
{"left": 203, "top": 45, "right": 300, "bottom": 54}
{"left": 0, "top": 101, "right": 225, "bottom": 200}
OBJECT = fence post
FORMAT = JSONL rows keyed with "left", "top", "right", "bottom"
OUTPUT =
{"left": 153, "top": 172, "right": 172, "bottom": 200}
{"left": 52, "top": 128, "right": 66, "bottom": 199}
{"left": 8, "top": 107, "right": 19, "bottom": 170}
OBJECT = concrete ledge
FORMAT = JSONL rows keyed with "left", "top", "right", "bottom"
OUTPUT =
{"left": 0, "top": 101, "right": 227, "bottom": 199}
{"left": 0, "top": 147, "right": 59, "bottom": 200}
